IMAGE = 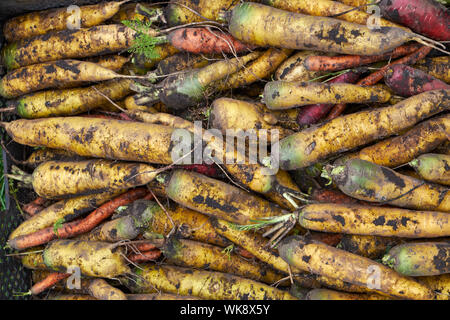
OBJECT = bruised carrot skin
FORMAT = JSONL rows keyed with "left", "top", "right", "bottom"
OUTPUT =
{"left": 303, "top": 43, "right": 422, "bottom": 72}
{"left": 168, "top": 27, "right": 255, "bottom": 54}
{"left": 7, "top": 188, "right": 149, "bottom": 251}
{"left": 384, "top": 64, "right": 450, "bottom": 97}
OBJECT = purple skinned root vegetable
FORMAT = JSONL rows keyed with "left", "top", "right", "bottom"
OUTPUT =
{"left": 384, "top": 64, "right": 450, "bottom": 97}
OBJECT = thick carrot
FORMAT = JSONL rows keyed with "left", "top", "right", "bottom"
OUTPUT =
{"left": 10, "top": 191, "right": 122, "bottom": 240}
{"left": 274, "top": 50, "right": 326, "bottom": 82}
{"left": 157, "top": 51, "right": 260, "bottom": 110}
{"left": 214, "top": 48, "right": 291, "bottom": 90}
{"left": 304, "top": 43, "right": 421, "bottom": 72}
{"left": 10, "top": 159, "right": 157, "bottom": 199}
{"left": 1, "top": 117, "right": 177, "bottom": 165}
{"left": 409, "top": 153, "right": 450, "bottom": 186}
{"left": 166, "top": 27, "right": 255, "bottom": 54}
{"left": 326, "top": 45, "right": 433, "bottom": 119}
{"left": 2, "top": 1, "right": 129, "bottom": 42}
{"left": 164, "top": 169, "right": 285, "bottom": 225}
{"left": 414, "top": 56, "right": 450, "bottom": 84}
{"left": 263, "top": 0, "right": 408, "bottom": 29}
{"left": 273, "top": 89, "right": 450, "bottom": 170}
{"left": 7, "top": 188, "right": 148, "bottom": 250}
{"left": 278, "top": 235, "right": 436, "bottom": 300}
{"left": 0, "top": 60, "right": 129, "bottom": 99}
{"left": 1, "top": 24, "right": 147, "bottom": 71}
{"left": 297, "top": 203, "right": 450, "bottom": 238}
{"left": 23, "top": 197, "right": 47, "bottom": 216}
{"left": 128, "top": 264, "right": 298, "bottom": 300}
{"left": 384, "top": 64, "right": 450, "bottom": 97}
{"left": 296, "top": 71, "right": 360, "bottom": 125}
{"left": 378, "top": 0, "right": 450, "bottom": 41}
{"left": 88, "top": 278, "right": 127, "bottom": 300}
{"left": 327, "top": 159, "right": 450, "bottom": 212}
{"left": 8, "top": 79, "right": 132, "bottom": 119}
{"left": 27, "top": 272, "right": 70, "bottom": 295}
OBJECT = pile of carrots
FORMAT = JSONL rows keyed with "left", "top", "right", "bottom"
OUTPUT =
{"left": 0, "top": 0, "right": 449, "bottom": 300}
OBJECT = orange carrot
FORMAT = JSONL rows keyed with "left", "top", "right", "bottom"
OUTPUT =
{"left": 326, "top": 45, "right": 432, "bottom": 119}
{"left": 128, "top": 250, "right": 162, "bottom": 263}
{"left": 166, "top": 27, "right": 256, "bottom": 54}
{"left": 29, "top": 272, "right": 70, "bottom": 295}
{"left": 7, "top": 188, "right": 149, "bottom": 251}
{"left": 23, "top": 197, "right": 48, "bottom": 216}
{"left": 304, "top": 43, "right": 421, "bottom": 72}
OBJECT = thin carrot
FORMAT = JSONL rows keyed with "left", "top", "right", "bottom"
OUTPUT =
{"left": 166, "top": 27, "right": 256, "bottom": 54}
{"left": 28, "top": 272, "right": 70, "bottom": 296}
{"left": 326, "top": 45, "right": 432, "bottom": 119}
{"left": 127, "top": 249, "right": 162, "bottom": 263}
{"left": 7, "top": 188, "right": 149, "bottom": 251}
{"left": 23, "top": 197, "right": 47, "bottom": 216}
{"left": 304, "top": 43, "right": 421, "bottom": 72}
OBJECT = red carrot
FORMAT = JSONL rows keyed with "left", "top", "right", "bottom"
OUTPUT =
{"left": 128, "top": 249, "right": 162, "bottom": 263}
{"left": 167, "top": 27, "right": 255, "bottom": 54}
{"left": 304, "top": 43, "right": 421, "bottom": 72}
{"left": 384, "top": 64, "right": 450, "bottom": 97}
{"left": 179, "top": 163, "right": 220, "bottom": 177}
{"left": 296, "top": 71, "right": 360, "bottom": 125}
{"left": 326, "top": 45, "right": 432, "bottom": 119}
{"left": 7, "top": 188, "right": 149, "bottom": 250}
{"left": 379, "top": 0, "right": 450, "bottom": 41}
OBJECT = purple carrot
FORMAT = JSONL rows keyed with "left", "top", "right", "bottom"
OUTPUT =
{"left": 296, "top": 71, "right": 360, "bottom": 126}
